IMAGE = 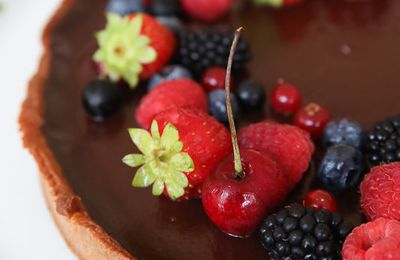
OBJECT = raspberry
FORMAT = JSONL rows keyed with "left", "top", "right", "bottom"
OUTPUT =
{"left": 135, "top": 79, "right": 207, "bottom": 128}
{"left": 238, "top": 121, "right": 315, "bottom": 188}
{"left": 342, "top": 218, "right": 400, "bottom": 260}
{"left": 360, "top": 162, "right": 400, "bottom": 222}
{"left": 180, "top": 0, "right": 233, "bottom": 22}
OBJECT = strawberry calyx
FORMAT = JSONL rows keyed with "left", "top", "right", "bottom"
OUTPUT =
{"left": 122, "top": 120, "right": 194, "bottom": 200}
{"left": 253, "top": 0, "right": 283, "bottom": 8}
{"left": 94, "top": 13, "right": 157, "bottom": 88}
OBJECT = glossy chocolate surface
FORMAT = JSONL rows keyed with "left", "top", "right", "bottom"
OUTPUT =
{"left": 43, "top": 0, "right": 399, "bottom": 258}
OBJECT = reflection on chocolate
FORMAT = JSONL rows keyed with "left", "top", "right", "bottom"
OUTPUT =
{"left": 43, "top": 0, "right": 400, "bottom": 258}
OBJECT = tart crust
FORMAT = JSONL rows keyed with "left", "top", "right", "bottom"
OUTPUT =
{"left": 19, "top": 0, "right": 134, "bottom": 259}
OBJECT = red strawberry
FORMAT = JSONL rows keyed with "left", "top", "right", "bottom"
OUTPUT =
{"left": 360, "top": 162, "right": 400, "bottom": 222}
{"left": 123, "top": 107, "right": 232, "bottom": 201}
{"left": 180, "top": 0, "right": 233, "bottom": 22}
{"left": 342, "top": 218, "right": 400, "bottom": 260}
{"left": 135, "top": 79, "right": 207, "bottom": 128}
{"left": 94, "top": 13, "right": 175, "bottom": 88}
{"left": 238, "top": 121, "right": 314, "bottom": 188}
{"left": 131, "top": 14, "right": 176, "bottom": 79}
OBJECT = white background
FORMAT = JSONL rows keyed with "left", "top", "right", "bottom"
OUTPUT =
{"left": 0, "top": 0, "right": 75, "bottom": 259}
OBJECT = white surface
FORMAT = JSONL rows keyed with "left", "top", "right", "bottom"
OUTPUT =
{"left": 0, "top": 0, "right": 76, "bottom": 259}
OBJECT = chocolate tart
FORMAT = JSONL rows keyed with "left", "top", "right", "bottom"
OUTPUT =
{"left": 20, "top": 0, "right": 400, "bottom": 259}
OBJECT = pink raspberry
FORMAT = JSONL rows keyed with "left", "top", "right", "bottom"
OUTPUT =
{"left": 360, "top": 162, "right": 400, "bottom": 222}
{"left": 238, "top": 121, "right": 314, "bottom": 188}
{"left": 342, "top": 218, "right": 400, "bottom": 260}
{"left": 180, "top": 0, "right": 233, "bottom": 22}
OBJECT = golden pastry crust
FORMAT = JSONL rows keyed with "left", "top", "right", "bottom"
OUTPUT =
{"left": 19, "top": 0, "right": 134, "bottom": 259}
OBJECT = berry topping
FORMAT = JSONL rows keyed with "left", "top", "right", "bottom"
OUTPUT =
{"left": 202, "top": 149, "right": 289, "bottom": 237}
{"left": 294, "top": 102, "right": 331, "bottom": 138}
{"left": 147, "top": 65, "right": 192, "bottom": 91}
{"left": 202, "top": 29, "right": 290, "bottom": 237}
{"left": 236, "top": 80, "right": 265, "bottom": 111}
{"left": 94, "top": 14, "right": 176, "bottom": 88}
{"left": 180, "top": 0, "right": 233, "bottom": 22}
{"left": 150, "top": 0, "right": 181, "bottom": 16}
{"left": 136, "top": 79, "right": 207, "bottom": 128}
{"left": 366, "top": 116, "right": 400, "bottom": 166}
{"left": 238, "top": 121, "right": 314, "bottom": 188}
{"left": 177, "top": 28, "right": 251, "bottom": 76}
{"left": 259, "top": 203, "right": 353, "bottom": 259}
{"left": 360, "top": 162, "right": 400, "bottom": 222}
{"left": 316, "top": 144, "right": 365, "bottom": 192}
{"left": 122, "top": 120, "right": 194, "bottom": 200}
{"left": 304, "top": 189, "right": 338, "bottom": 212}
{"left": 208, "top": 89, "right": 239, "bottom": 124}
{"left": 323, "top": 118, "right": 364, "bottom": 150}
{"left": 342, "top": 218, "right": 400, "bottom": 260}
{"left": 106, "top": 0, "right": 146, "bottom": 16}
{"left": 125, "top": 107, "right": 231, "bottom": 200}
{"left": 201, "top": 67, "right": 232, "bottom": 92}
{"left": 270, "top": 80, "right": 302, "bottom": 115}
{"left": 82, "top": 79, "right": 123, "bottom": 120}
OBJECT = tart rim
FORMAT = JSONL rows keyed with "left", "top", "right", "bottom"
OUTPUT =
{"left": 19, "top": 0, "right": 134, "bottom": 259}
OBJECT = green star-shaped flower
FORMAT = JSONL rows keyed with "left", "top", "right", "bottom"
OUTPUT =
{"left": 253, "top": 0, "right": 282, "bottom": 7}
{"left": 122, "top": 120, "right": 194, "bottom": 200}
{"left": 94, "top": 13, "right": 157, "bottom": 88}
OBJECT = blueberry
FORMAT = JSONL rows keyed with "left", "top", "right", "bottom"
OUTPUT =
{"left": 323, "top": 118, "right": 364, "bottom": 150}
{"left": 316, "top": 144, "right": 365, "bottom": 192}
{"left": 147, "top": 65, "right": 193, "bottom": 91}
{"left": 82, "top": 79, "right": 123, "bottom": 120}
{"left": 208, "top": 89, "right": 239, "bottom": 124}
{"left": 106, "top": 0, "right": 146, "bottom": 16}
{"left": 236, "top": 80, "right": 265, "bottom": 110}
{"left": 150, "top": 0, "right": 181, "bottom": 16}
{"left": 156, "top": 16, "right": 184, "bottom": 34}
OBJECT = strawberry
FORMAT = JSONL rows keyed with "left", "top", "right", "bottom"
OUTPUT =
{"left": 238, "top": 121, "right": 314, "bottom": 188}
{"left": 94, "top": 13, "right": 175, "bottom": 88}
{"left": 123, "top": 107, "right": 232, "bottom": 200}
{"left": 180, "top": 0, "right": 233, "bottom": 22}
{"left": 342, "top": 218, "right": 400, "bottom": 260}
{"left": 135, "top": 79, "right": 208, "bottom": 128}
{"left": 360, "top": 162, "right": 400, "bottom": 222}
{"left": 135, "top": 14, "right": 176, "bottom": 79}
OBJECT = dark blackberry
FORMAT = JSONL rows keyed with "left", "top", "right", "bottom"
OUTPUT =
{"left": 259, "top": 203, "right": 353, "bottom": 259}
{"left": 366, "top": 115, "right": 400, "bottom": 166}
{"left": 176, "top": 28, "right": 251, "bottom": 76}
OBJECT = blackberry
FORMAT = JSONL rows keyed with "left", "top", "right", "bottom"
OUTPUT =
{"left": 176, "top": 28, "right": 251, "bottom": 76}
{"left": 259, "top": 203, "right": 353, "bottom": 259}
{"left": 366, "top": 116, "right": 400, "bottom": 166}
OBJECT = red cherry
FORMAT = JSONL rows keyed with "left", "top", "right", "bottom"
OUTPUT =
{"left": 270, "top": 80, "right": 302, "bottom": 115}
{"left": 293, "top": 102, "right": 331, "bottom": 138}
{"left": 201, "top": 67, "right": 233, "bottom": 92}
{"left": 202, "top": 149, "right": 290, "bottom": 237}
{"left": 303, "top": 189, "right": 337, "bottom": 212}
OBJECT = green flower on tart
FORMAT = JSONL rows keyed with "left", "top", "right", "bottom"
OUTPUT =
{"left": 94, "top": 13, "right": 157, "bottom": 88}
{"left": 122, "top": 120, "right": 194, "bottom": 200}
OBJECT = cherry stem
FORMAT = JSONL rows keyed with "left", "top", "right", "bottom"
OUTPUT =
{"left": 225, "top": 27, "right": 244, "bottom": 179}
